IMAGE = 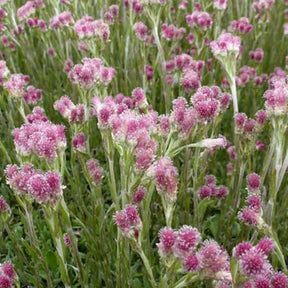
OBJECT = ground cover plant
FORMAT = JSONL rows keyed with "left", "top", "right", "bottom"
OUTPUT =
{"left": 1, "top": 0, "right": 288, "bottom": 287}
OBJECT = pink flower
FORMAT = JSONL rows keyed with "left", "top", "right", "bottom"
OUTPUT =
{"left": 72, "top": 133, "right": 86, "bottom": 152}
{"left": 75, "top": 16, "right": 110, "bottom": 42}
{"left": 0, "top": 197, "right": 9, "bottom": 214}
{"left": 186, "top": 11, "right": 213, "bottom": 30}
{"left": 214, "top": 0, "right": 227, "bottom": 10}
{"left": 247, "top": 173, "right": 261, "bottom": 192}
{"left": 0, "top": 274, "right": 12, "bottom": 288}
{"left": 183, "top": 254, "right": 200, "bottom": 272}
{"left": 22, "top": 85, "right": 42, "bottom": 105}
{"left": 49, "top": 11, "right": 73, "bottom": 29}
{"left": 86, "top": 159, "right": 103, "bottom": 186}
{"left": 148, "top": 157, "right": 178, "bottom": 202}
{"left": 256, "top": 238, "right": 274, "bottom": 255}
{"left": 272, "top": 273, "right": 288, "bottom": 288}
{"left": 17, "top": 1, "right": 36, "bottom": 21}
{"left": 239, "top": 248, "right": 268, "bottom": 277}
{"left": 133, "top": 22, "right": 147, "bottom": 41}
{"left": 131, "top": 186, "right": 146, "bottom": 205}
{"left": 210, "top": 33, "right": 241, "bottom": 58}
{"left": 114, "top": 206, "right": 142, "bottom": 237}
{"left": 197, "top": 240, "right": 231, "bottom": 281}
{"left": 63, "top": 233, "right": 72, "bottom": 247}
{"left": 229, "top": 17, "right": 253, "bottom": 34}
{"left": 233, "top": 242, "right": 253, "bottom": 259}
{"left": 157, "top": 227, "right": 176, "bottom": 257}
{"left": 174, "top": 225, "right": 201, "bottom": 258}
{"left": 13, "top": 120, "right": 66, "bottom": 161}
{"left": 4, "top": 74, "right": 29, "bottom": 97}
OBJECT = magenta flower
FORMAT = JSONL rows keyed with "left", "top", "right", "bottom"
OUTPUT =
{"left": 3, "top": 74, "right": 29, "bottom": 97}
{"left": 157, "top": 227, "right": 176, "bottom": 258}
{"left": 13, "top": 120, "right": 66, "bottom": 161}
{"left": 49, "top": 11, "right": 73, "bottom": 29}
{"left": 86, "top": 159, "right": 103, "bottom": 186}
{"left": 114, "top": 206, "right": 142, "bottom": 237}
{"left": 183, "top": 254, "right": 200, "bottom": 272}
{"left": 174, "top": 225, "right": 201, "bottom": 258}
{"left": 247, "top": 173, "right": 261, "bottom": 192}
{"left": 17, "top": 1, "right": 36, "bottom": 21}
{"left": 148, "top": 157, "right": 178, "bottom": 202}
{"left": 214, "top": 0, "right": 227, "bottom": 10}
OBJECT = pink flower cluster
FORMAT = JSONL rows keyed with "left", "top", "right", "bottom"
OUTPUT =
{"left": 233, "top": 238, "right": 287, "bottom": 287}
{"left": 229, "top": 18, "right": 253, "bottom": 34}
{"left": 249, "top": 48, "right": 264, "bottom": 63}
{"left": 264, "top": 80, "right": 288, "bottom": 115}
{"left": 157, "top": 226, "right": 231, "bottom": 283}
{"left": 6, "top": 164, "right": 63, "bottom": 204}
{"left": 114, "top": 206, "right": 142, "bottom": 237}
{"left": 54, "top": 96, "right": 86, "bottom": 123}
{"left": 166, "top": 53, "right": 204, "bottom": 92}
{"left": 13, "top": 119, "right": 66, "bottom": 161}
{"left": 0, "top": 196, "right": 9, "bottom": 214}
{"left": 186, "top": 11, "right": 213, "bottom": 31}
{"left": 68, "top": 58, "right": 115, "bottom": 89}
{"left": 17, "top": 1, "right": 36, "bottom": 21}
{"left": 3, "top": 74, "right": 29, "bottom": 97}
{"left": 198, "top": 175, "right": 229, "bottom": 200}
{"left": 238, "top": 173, "right": 263, "bottom": 227}
{"left": 0, "top": 60, "right": 9, "bottom": 84}
{"left": 234, "top": 111, "right": 267, "bottom": 138}
{"left": 0, "top": 261, "right": 17, "bottom": 288}
{"left": 148, "top": 157, "right": 178, "bottom": 202}
{"left": 191, "top": 86, "right": 231, "bottom": 122}
{"left": 92, "top": 94, "right": 158, "bottom": 172}
{"left": 26, "top": 17, "right": 47, "bottom": 31}
{"left": 23, "top": 85, "right": 42, "bottom": 105}
{"left": 86, "top": 159, "right": 103, "bottom": 186}
{"left": 49, "top": 11, "right": 73, "bottom": 29}
{"left": 213, "top": 0, "right": 227, "bottom": 10}
{"left": 26, "top": 107, "right": 48, "bottom": 123}
{"left": 131, "top": 186, "right": 146, "bottom": 205}
{"left": 74, "top": 16, "right": 110, "bottom": 42}
{"left": 210, "top": 33, "right": 241, "bottom": 58}
{"left": 161, "top": 24, "right": 186, "bottom": 41}
{"left": 104, "top": 5, "right": 119, "bottom": 24}
{"left": 72, "top": 133, "right": 86, "bottom": 152}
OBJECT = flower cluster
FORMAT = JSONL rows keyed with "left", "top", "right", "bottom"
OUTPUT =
{"left": 3, "top": 74, "right": 29, "bottom": 97}
{"left": 210, "top": 33, "right": 241, "bottom": 59}
{"left": 186, "top": 11, "right": 213, "bottom": 31}
{"left": 213, "top": 0, "right": 227, "bottom": 10}
{"left": 161, "top": 24, "right": 186, "bottom": 41}
{"left": 13, "top": 119, "right": 66, "bottom": 161}
{"left": 148, "top": 157, "right": 178, "bottom": 202}
{"left": 114, "top": 206, "right": 142, "bottom": 237}
{"left": 0, "top": 261, "right": 17, "bottom": 288}
{"left": 238, "top": 173, "right": 264, "bottom": 227}
{"left": 191, "top": 86, "right": 231, "bottom": 122}
{"left": 17, "top": 1, "right": 36, "bottom": 21}
{"left": 229, "top": 18, "right": 253, "bottom": 34}
{"left": 6, "top": 164, "right": 63, "bottom": 204}
{"left": 157, "top": 226, "right": 231, "bottom": 283}
{"left": 249, "top": 48, "right": 264, "bottom": 63}
{"left": 264, "top": 80, "right": 288, "bottom": 116}
{"left": 86, "top": 159, "right": 103, "bottom": 186}
{"left": 233, "top": 238, "right": 287, "bottom": 287}
{"left": 68, "top": 58, "right": 115, "bottom": 89}
{"left": 198, "top": 175, "right": 229, "bottom": 200}
{"left": 54, "top": 96, "right": 86, "bottom": 123}
{"left": 49, "top": 11, "right": 73, "bottom": 29}
{"left": 74, "top": 16, "right": 110, "bottom": 42}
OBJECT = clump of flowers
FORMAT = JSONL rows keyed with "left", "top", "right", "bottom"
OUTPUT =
{"left": 3, "top": 74, "right": 29, "bottom": 98}
{"left": 191, "top": 86, "right": 231, "bottom": 122}
{"left": 232, "top": 238, "right": 287, "bottom": 287}
{"left": 249, "top": 48, "right": 264, "bottom": 63}
{"left": 86, "top": 159, "right": 103, "bottom": 186}
{"left": 0, "top": 261, "right": 17, "bottom": 288}
{"left": 229, "top": 17, "right": 253, "bottom": 34}
{"left": 157, "top": 226, "right": 231, "bottom": 284}
{"left": 198, "top": 175, "right": 229, "bottom": 199}
{"left": 114, "top": 206, "right": 142, "bottom": 238}
{"left": 54, "top": 96, "right": 86, "bottom": 123}
{"left": 17, "top": 1, "right": 36, "bottom": 21}
{"left": 238, "top": 173, "right": 264, "bottom": 228}
{"left": 13, "top": 119, "right": 66, "bottom": 161}
{"left": 74, "top": 16, "right": 110, "bottom": 42}
{"left": 147, "top": 157, "right": 178, "bottom": 202}
{"left": 214, "top": 0, "right": 227, "bottom": 10}
{"left": 49, "top": 11, "right": 73, "bottom": 29}
{"left": 5, "top": 164, "right": 64, "bottom": 204}
{"left": 186, "top": 11, "right": 213, "bottom": 31}
{"left": 68, "top": 58, "right": 115, "bottom": 89}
